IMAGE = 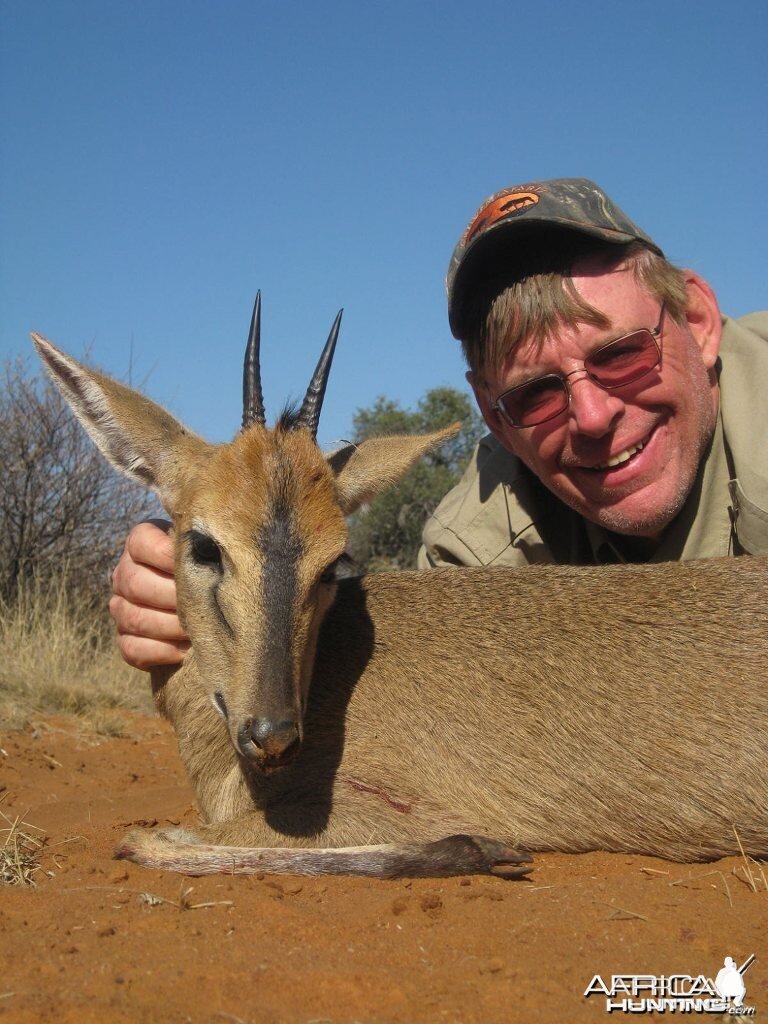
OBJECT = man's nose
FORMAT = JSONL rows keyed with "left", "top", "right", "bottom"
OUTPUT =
{"left": 567, "top": 373, "right": 624, "bottom": 437}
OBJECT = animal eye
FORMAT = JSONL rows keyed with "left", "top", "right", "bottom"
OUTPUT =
{"left": 188, "top": 530, "right": 222, "bottom": 568}
{"left": 320, "top": 553, "right": 355, "bottom": 584}
{"left": 319, "top": 563, "right": 337, "bottom": 584}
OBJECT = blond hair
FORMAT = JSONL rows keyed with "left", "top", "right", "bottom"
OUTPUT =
{"left": 460, "top": 236, "right": 687, "bottom": 382}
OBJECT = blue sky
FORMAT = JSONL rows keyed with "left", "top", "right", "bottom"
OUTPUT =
{"left": 2, "top": 0, "right": 765, "bottom": 448}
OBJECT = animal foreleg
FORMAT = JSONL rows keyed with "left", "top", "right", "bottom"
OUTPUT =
{"left": 114, "top": 825, "right": 532, "bottom": 880}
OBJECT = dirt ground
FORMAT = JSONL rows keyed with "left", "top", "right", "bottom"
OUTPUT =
{"left": 1, "top": 713, "right": 765, "bottom": 1024}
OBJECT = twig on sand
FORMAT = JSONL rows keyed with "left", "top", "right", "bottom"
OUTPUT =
{"left": 598, "top": 900, "right": 649, "bottom": 922}
{"left": 749, "top": 857, "right": 768, "bottom": 892}
{"left": 65, "top": 880, "right": 233, "bottom": 911}
{"left": 669, "top": 871, "right": 698, "bottom": 888}
{"left": 732, "top": 826, "right": 757, "bottom": 893}
{"left": 640, "top": 863, "right": 733, "bottom": 907}
{"left": 139, "top": 880, "right": 233, "bottom": 913}
{"left": 730, "top": 826, "right": 767, "bottom": 893}
{"left": 666, "top": 867, "right": 733, "bottom": 906}
{"left": 717, "top": 870, "right": 734, "bottom": 909}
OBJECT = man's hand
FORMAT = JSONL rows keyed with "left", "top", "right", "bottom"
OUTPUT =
{"left": 109, "top": 520, "right": 190, "bottom": 670}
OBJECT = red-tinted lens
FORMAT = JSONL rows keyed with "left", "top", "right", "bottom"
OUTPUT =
{"left": 585, "top": 330, "right": 660, "bottom": 387}
{"left": 499, "top": 375, "right": 568, "bottom": 427}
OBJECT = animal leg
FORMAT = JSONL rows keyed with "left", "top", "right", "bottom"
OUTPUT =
{"left": 114, "top": 826, "right": 532, "bottom": 880}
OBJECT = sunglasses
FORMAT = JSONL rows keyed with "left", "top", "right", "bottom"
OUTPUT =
{"left": 491, "top": 304, "right": 665, "bottom": 428}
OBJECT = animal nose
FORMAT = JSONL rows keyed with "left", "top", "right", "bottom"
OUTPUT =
{"left": 238, "top": 718, "right": 300, "bottom": 763}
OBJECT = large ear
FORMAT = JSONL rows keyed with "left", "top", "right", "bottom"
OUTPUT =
{"left": 31, "top": 333, "right": 211, "bottom": 513}
{"left": 467, "top": 369, "right": 509, "bottom": 447}
{"left": 327, "top": 423, "right": 461, "bottom": 516}
{"left": 681, "top": 270, "right": 722, "bottom": 371}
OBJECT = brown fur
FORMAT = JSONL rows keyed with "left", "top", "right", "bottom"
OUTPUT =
{"left": 32, "top": 332, "right": 768, "bottom": 878}
{"left": 143, "top": 558, "right": 767, "bottom": 869}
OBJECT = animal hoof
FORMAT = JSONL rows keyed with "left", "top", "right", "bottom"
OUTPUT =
{"left": 418, "top": 834, "right": 533, "bottom": 879}
{"left": 468, "top": 836, "right": 534, "bottom": 879}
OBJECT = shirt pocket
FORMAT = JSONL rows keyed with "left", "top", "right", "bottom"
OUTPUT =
{"left": 729, "top": 479, "right": 768, "bottom": 555}
{"left": 462, "top": 486, "right": 556, "bottom": 566}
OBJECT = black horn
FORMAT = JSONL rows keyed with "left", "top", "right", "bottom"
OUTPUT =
{"left": 242, "top": 292, "right": 266, "bottom": 430}
{"left": 295, "top": 309, "right": 343, "bottom": 437}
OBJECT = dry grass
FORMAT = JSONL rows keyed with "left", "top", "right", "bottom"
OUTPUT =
{"left": 0, "top": 570, "right": 152, "bottom": 733}
{"left": 0, "top": 808, "right": 46, "bottom": 886}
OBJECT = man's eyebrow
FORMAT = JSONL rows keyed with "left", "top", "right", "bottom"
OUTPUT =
{"left": 499, "top": 363, "right": 562, "bottom": 392}
{"left": 497, "top": 316, "right": 653, "bottom": 392}
{"left": 498, "top": 337, "right": 578, "bottom": 389}
{"left": 594, "top": 317, "right": 655, "bottom": 345}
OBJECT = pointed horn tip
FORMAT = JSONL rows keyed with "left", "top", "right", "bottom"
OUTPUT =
{"left": 243, "top": 289, "right": 266, "bottom": 429}
{"left": 327, "top": 308, "right": 343, "bottom": 338}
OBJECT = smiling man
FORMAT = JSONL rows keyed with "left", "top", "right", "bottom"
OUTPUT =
{"left": 109, "top": 178, "right": 768, "bottom": 669}
{"left": 418, "top": 178, "right": 768, "bottom": 569}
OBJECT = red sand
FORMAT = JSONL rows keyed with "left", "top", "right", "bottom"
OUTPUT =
{"left": 1, "top": 714, "right": 765, "bottom": 1023}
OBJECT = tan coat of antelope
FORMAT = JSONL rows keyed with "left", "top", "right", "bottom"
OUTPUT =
{"left": 32, "top": 295, "right": 768, "bottom": 879}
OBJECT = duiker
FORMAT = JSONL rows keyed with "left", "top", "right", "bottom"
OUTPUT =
{"left": 33, "top": 297, "right": 767, "bottom": 879}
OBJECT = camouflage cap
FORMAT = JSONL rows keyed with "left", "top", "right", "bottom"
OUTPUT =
{"left": 446, "top": 178, "right": 663, "bottom": 339}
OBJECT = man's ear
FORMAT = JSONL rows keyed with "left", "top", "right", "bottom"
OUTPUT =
{"left": 327, "top": 423, "right": 460, "bottom": 516}
{"left": 467, "top": 369, "right": 508, "bottom": 445}
{"left": 681, "top": 270, "right": 722, "bottom": 370}
{"left": 31, "top": 333, "right": 211, "bottom": 514}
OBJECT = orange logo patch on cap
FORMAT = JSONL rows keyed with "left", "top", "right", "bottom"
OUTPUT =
{"left": 463, "top": 190, "right": 541, "bottom": 246}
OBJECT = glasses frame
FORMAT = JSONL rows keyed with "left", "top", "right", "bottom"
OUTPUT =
{"left": 490, "top": 303, "right": 666, "bottom": 429}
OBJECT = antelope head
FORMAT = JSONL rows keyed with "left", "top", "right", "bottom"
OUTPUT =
{"left": 32, "top": 296, "right": 457, "bottom": 770}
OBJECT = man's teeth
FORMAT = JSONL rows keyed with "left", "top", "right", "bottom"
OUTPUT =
{"left": 596, "top": 438, "right": 647, "bottom": 469}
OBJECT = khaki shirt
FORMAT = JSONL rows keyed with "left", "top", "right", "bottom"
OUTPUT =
{"left": 419, "top": 313, "right": 768, "bottom": 568}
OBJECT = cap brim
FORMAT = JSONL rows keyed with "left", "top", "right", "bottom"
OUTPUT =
{"left": 448, "top": 218, "right": 662, "bottom": 339}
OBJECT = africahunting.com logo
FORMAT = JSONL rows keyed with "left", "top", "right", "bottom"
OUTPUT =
{"left": 584, "top": 953, "right": 756, "bottom": 1014}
